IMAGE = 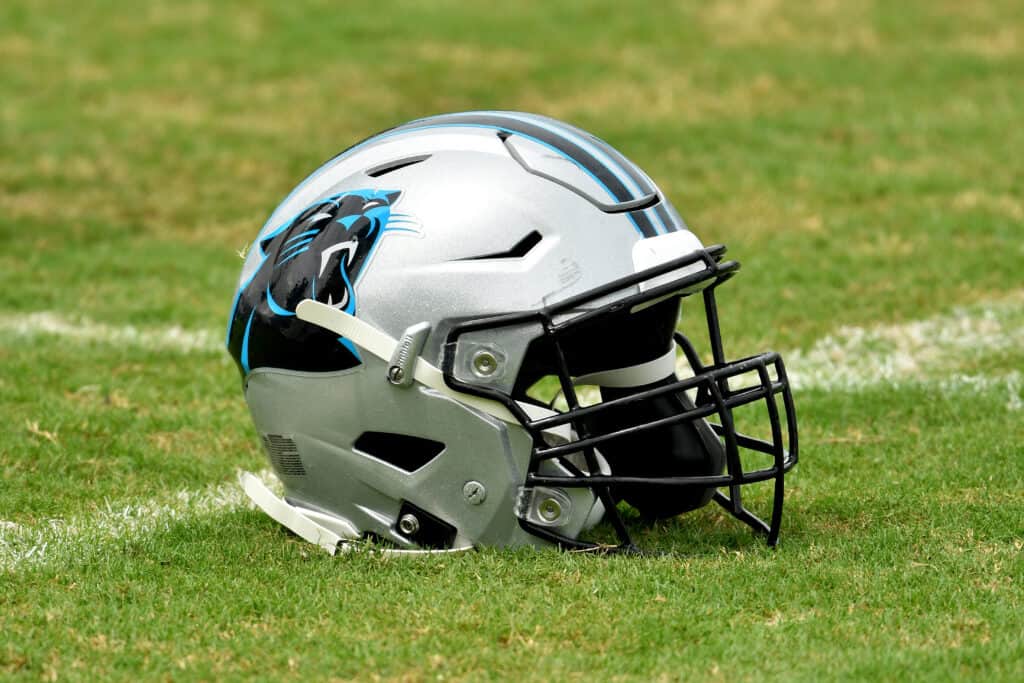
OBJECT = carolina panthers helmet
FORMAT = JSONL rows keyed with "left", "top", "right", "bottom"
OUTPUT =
{"left": 227, "top": 111, "right": 798, "bottom": 554}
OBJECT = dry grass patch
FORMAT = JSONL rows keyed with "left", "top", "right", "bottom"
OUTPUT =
{"left": 0, "top": 148, "right": 282, "bottom": 247}
{"left": 683, "top": 192, "right": 827, "bottom": 244}
{"left": 83, "top": 89, "right": 211, "bottom": 127}
{"left": 0, "top": 33, "right": 39, "bottom": 58}
{"left": 952, "top": 190, "right": 1024, "bottom": 221}
{"left": 520, "top": 69, "right": 803, "bottom": 125}
{"left": 214, "top": 68, "right": 404, "bottom": 138}
{"left": 954, "top": 26, "right": 1020, "bottom": 59}
{"left": 411, "top": 41, "right": 537, "bottom": 71}
{"left": 702, "top": 0, "right": 879, "bottom": 52}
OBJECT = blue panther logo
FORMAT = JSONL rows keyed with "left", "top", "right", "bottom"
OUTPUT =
{"left": 227, "top": 189, "right": 419, "bottom": 374}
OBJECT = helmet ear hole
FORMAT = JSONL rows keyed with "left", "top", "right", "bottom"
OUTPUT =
{"left": 352, "top": 431, "right": 445, "bottom": 473}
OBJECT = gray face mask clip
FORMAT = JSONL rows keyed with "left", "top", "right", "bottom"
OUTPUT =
{"left": 515, "top": 486, "right": 574, "bottom": 528}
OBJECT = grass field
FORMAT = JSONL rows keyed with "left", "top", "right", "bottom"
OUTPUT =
{"left": 2, "top": 0, "right": 1022, "bottom": 680}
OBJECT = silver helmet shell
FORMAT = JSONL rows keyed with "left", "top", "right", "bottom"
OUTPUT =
{"left": 227, "top": 112, "right": 798, "bottom": 552}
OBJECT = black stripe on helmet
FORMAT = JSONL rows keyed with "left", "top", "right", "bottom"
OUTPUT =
{"left": 395, "top": 112, "right": 660, "bottom": 237}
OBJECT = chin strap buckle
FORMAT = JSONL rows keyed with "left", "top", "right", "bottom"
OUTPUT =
{"left": 386, "top": 321, "right": 431, "bottom": 387}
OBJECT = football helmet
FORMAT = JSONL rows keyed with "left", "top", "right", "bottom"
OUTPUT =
{"left": 227, "top": 111, "right": 798, "bottom": 554}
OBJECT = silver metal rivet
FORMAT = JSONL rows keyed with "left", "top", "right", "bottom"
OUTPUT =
{"left": 398, "top": 513, "right": 420, "bottom": 535}
{"left": 471, "top": 350, "right": 498, "bottom": 377}
{"left": 538, "top": 497, "right": 562, "bottom": 522}
{"left": 463, "top": 481, "right": 487, "bottom": 505}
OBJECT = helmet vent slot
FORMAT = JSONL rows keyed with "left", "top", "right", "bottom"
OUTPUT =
{"left": 352, "top": 431, "right": 445, "bottom": 472}
{"left": 458, "top": 230, "right": 543, "bottom": 261}
{"left": 261, "top": 434, "right": 306, "bottom": 476}
{"left": 365, "top": 154, "right": 431, "bottom": 178}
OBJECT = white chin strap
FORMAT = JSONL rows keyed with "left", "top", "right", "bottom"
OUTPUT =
{"left": 241, "top": 472, "right": 473, "bottom": 556}
{"left": 241, "top": 472, "right": 350, "bottom": 554}
{"left": 295, "top": 300, "right": 518, "bottom": 424}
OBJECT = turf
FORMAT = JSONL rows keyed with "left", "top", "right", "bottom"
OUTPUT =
{"left": 1, "top": 0, "right": 1022, "bottom": 680}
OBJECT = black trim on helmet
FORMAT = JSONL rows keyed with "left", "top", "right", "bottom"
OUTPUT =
{"left": 395, "top": 112, "right": 662, "bottom": 237}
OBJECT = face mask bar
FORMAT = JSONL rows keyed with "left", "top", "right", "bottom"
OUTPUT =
{"left": 442, "top": 245, "right": 799, "bottom": 551}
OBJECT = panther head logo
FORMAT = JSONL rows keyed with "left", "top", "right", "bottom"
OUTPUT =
{"left": 227, "top": 189, "right": 419, "bottom": 374}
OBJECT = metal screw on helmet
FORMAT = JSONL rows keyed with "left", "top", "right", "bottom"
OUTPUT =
{"left": 538, "top": 497, "right": 562, "bottom": 522}
{"left": 398, "top": 513, "right": 420, "bottom": 536}
{"left": 463, "top": 480, "right": 487, "bottom": 505}
{"left": 471, "top": 350, "right": 498, "bottom": 377}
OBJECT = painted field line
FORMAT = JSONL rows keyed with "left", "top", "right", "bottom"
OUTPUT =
{"left": 2, "top": 296, "right": 1022, "bottom": 570}
{"left": 0, "top": 470, "right": 276, "bottom": 572}
{"left": 646, "top": 294, "right": 1024, "bottom": 408}
{"left": 3, "top": 294, "right": 1022, "bottom": 390}
{"left": 0, "top": 311, "right": 220, "bottom": 354}
{"left": 781, "top": 294, "right": 1024, "bottom": 392}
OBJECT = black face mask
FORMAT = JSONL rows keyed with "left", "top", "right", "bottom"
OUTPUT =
{"left": 449, "top": 246, "right": 798, "bottom": 550}
{"left": 515, "top": 297, "right": 725, "bottom": 518}
{"left": 583, "top": 375, "right": 725, "bottom": 519}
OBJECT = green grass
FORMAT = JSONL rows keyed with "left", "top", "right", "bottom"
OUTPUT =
{"left": 2, "top": 0, "right": 1023, "bottom": 680}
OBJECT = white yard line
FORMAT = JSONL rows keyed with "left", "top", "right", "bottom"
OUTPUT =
{"left": 0, "top": 470, "right": 276, "bottom": 572}
{"left": 1, "top": 296, "right": 1021, "bottom": 569}
{"left": 782, "top": 295, "right": 1024, "bottom": 391}
{"left": 3, "top": 296, "right": 1020, "bottom": 387}
{"left": 0, "top": 311, "right": 220, "bottom": 354}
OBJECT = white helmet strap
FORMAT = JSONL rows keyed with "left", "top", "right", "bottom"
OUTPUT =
{"left": 295, "top": 299, "right": 518, "bottom": 423}
{"left": 240, "top": 472, "right": 474, "bottom": 556}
